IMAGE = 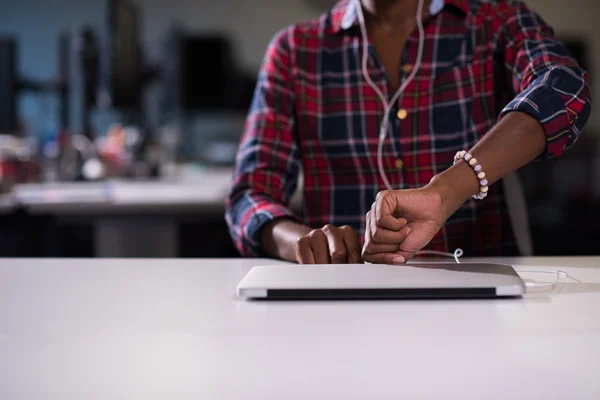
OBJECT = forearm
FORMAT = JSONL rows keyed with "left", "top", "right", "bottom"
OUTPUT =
{"left": 260, "top": 218, "right": 312, "bottom": 262}
{"left": 428, "top": 0, "right": 590, "bottom": 214}
{"left": 429, "top": 111, "right": 545, "bottom": 218}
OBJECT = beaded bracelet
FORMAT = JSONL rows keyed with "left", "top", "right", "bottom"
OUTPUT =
{"left": 453, "top": 150, "right": 488, "bottom": 200}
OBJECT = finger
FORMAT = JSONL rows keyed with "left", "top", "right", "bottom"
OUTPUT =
{"left": 371, "top": 223, "right": 411, "bottom": 244}
{"left": 364, "top": 244, "right": 418, "bottom": 265}
{"left": 362, "top": 220, "right": 398, "bottom": 257}
{"left": 369, "top": 204, "right": 378, "bottom": 246}
{"left": 374, "top": 190, "right": 395, "bottom": 223}
{"left": 395, "top": 244, "right": 418, "bottom": 262}
{"left": 363, "top": 226, "right": 413, "bottom": 264}
{"left": 363, "top": 240, "right": 400, "bottom": 255}
{"left": 309, "top": 230, "right": 330, "bottom": 264}
{"left": 363, "top": 213, "right": 373, "bottom": 255}
{"left": 363, "top": 251, "right": 406, "bottom": 265}
{"left": 377, "top": 216, "right": 407, "bottom": 231}
{"left": 295, "top": 236, "right": 316, "bottom": 264}
{"left": 341, "top": 225, "right": 362, "bottom": 264}
{"left": 323, "top": 225, "right": 347, "bottom": 264}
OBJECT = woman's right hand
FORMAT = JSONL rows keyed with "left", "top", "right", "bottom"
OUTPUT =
{"left": 295, "top": 224, "right": 362, "bottom": 264}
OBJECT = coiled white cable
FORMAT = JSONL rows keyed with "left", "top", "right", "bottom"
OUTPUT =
{"left": 355, "top": 0, "right": 426, "bottom": 190}
{"left": 416, "top": 248, "right": 464, "bottom": 263}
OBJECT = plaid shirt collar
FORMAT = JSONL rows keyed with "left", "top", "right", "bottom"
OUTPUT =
{"left": 329, "top": 0, "right": 469, "bottom": 35}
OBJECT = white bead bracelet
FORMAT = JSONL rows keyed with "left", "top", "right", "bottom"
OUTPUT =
{"left": 453, "top": 150, "right": 488, "bottom": 200}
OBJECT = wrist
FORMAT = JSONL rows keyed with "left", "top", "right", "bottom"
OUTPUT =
{"left": 427, "top": 162, "right": 480, "bottom": 220}
{"left": 260, "top": 218, "right": 311, "bottom": 261}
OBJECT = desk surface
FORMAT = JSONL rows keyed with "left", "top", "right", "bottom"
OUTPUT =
{"left": 1, "top": 257, "right": 599, "bottom": 399}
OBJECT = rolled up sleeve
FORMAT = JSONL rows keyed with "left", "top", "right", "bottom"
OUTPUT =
{"left": 498, "top": 1, "right": 592, "bottom": 159}
{"left": 225, "top": 27, "right": 301, "bottom": 257}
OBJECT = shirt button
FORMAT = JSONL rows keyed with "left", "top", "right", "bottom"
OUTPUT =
{"left": 395, "top": 159, "right": 404, "bottom": 169}
{"left": 397, "top": 108, "right": 408, "bottom": 120}
{"left": 402, "top": 64, "right": 413, "bottom": 74}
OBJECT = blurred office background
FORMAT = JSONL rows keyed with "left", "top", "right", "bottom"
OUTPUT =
{"left": 0, "top": 0, "right": 597, "bottom": 257}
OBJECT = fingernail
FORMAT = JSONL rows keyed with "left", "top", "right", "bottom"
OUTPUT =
{"left": 392, "top": 256, "right": 405, "bottom": 264}
{"left": 405, "top": 227, "right": 411, "bottom": 235}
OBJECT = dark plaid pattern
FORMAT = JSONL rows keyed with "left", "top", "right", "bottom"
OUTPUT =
{"left": 226, "top": 0, "right": 592, "bottom": 257}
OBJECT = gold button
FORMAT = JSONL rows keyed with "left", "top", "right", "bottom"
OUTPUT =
{"left": 402, "top": 64, "right": 413, "bottom": 73}
{"left": 397, "top": 108, "right": 408, "bottom": 120}
{"left": 395, "top": 159, "right": 404, "bottom": 169}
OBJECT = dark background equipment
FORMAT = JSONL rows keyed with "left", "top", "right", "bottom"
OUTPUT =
{"left": 100, "top": 0, "right": 143, "bottom": 110}
{"left": 0, "top": 35, "right": 70, "bottom": 134}
{"left": 0, "top": 38, "right": 18, "bottom": 133}
{"left": 162, "top": 29, "right": 255, "bottom": 112}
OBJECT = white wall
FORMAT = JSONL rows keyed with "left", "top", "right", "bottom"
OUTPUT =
{"left": 0, "top": 0, "right": 596, "bottom": 132}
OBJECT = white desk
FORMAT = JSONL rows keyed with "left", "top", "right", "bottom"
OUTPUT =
{"left": 1, "top": 257, "right": 599, "bottom": 399}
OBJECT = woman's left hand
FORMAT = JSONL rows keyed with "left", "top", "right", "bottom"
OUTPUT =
{"left": 361, "top": 184, "right": 457, "bottom": 264}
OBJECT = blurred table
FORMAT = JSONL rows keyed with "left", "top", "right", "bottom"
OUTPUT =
{"left": 12, "top": 168, "right": 234, "bottom": 213}
{"left": 0, "top": 193, "right": 16, "bottom": 214}
{"left": 11, "top": 168, "right": 235, "bottom": 257}
{"left": 0, "top": 256, "right": 599, "bottom": 399}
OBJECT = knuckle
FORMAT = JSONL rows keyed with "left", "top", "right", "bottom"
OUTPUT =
{"left": 295, "top": 236, "right": 310, "bottom": 249}
{"left": 376, "top": 190, "right": 388, "bottom": 202}
{"left": 321, "top": 224, "right": 335, "bottom": 233}
{"left": 361, "top": 245, "right": 371, "bottom": 256}
{"left": 340, "top": 224, "right": 355, "bottom": 233}
{"left": 370, "top": 225, "right": 380, "bottom": 238}
{"left": 362, "top": 238, "right": 375, "bottom": 251}
{"left": 309, "top": 229, "right": 326, "bottom": 240}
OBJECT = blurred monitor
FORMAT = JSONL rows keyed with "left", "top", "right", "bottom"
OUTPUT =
{"left": 0, "top": 38, "right": 17, "bottom": 133}
{"left": 163, "top": 32, "right": 237, "bottom": 111}
{"left": 101, "top": 0, "right": 142, "bottom": 110}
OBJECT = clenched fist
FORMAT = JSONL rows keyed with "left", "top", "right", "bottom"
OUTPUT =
{"left": 362, "top": 186, "right": 450, "bottom": 264}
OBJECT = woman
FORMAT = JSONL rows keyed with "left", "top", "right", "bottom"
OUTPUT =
{"left": 225, "top": 0, "right": 592, "bottom": 263}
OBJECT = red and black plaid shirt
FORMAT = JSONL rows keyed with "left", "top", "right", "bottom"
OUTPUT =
{"left": 226, "top": 0, "right": 592, "bottom": 257}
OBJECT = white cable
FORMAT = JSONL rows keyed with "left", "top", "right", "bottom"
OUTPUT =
{"left": 415, "top": 248, "right": 464, "bottom": 263}
{"left": 513, "top": 268, "right": 582, "bottom": 283}
{"left": 411, "top": 247, "right": 581, "bottom": 289}
{"left": 523, "top": 281, "right": 555, "bottom": 290}
{"left": 355, "top": 0, "right": 426, "bottom": 190}
{"left": 515, "top": 268, "right": 581, "bottom": 290}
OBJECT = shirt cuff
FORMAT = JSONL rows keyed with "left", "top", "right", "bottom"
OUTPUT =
{"left": 500, "top": 83, "right": 575, "bottom": 159}
{"left": 243, "top": 203, "right": 299, "bottom": 257}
